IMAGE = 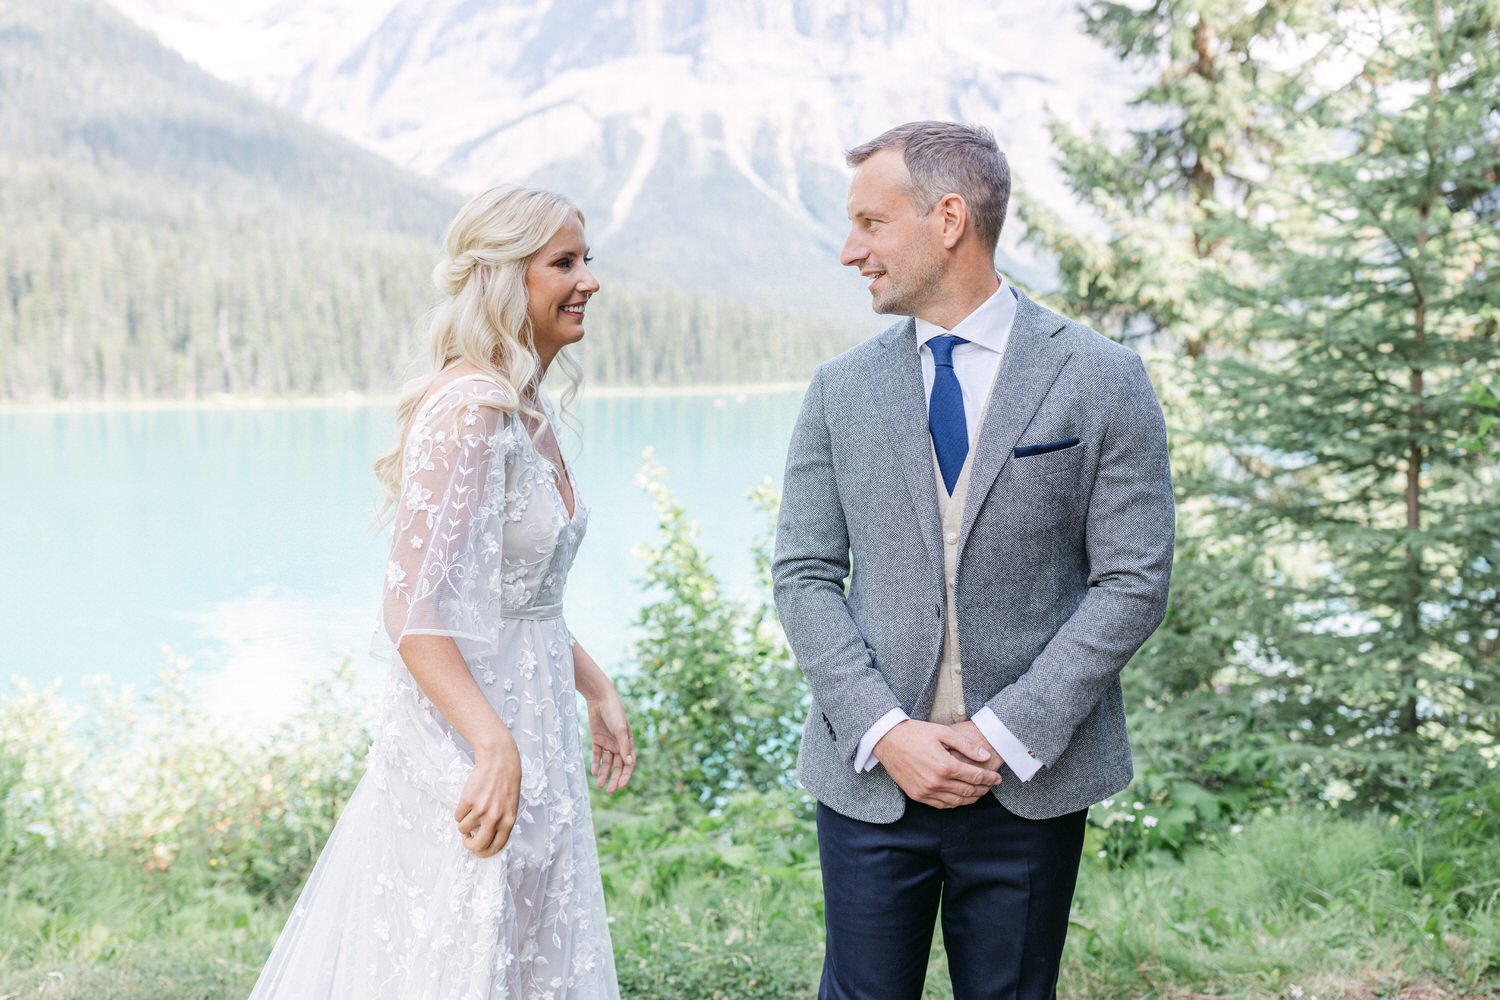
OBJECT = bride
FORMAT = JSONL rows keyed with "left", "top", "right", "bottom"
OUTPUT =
{"left": 249, "top": 185, "right": 635, "bottom": 999}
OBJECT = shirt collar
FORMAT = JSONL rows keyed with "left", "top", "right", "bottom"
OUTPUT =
{"left": 915, "top": 275, "right": 1016, "bottom": 355}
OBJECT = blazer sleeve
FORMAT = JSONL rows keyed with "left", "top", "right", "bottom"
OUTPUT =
{"left": 772, "top": 367, "right": 903, "bottom": 761}
{"left": 986, "top": 351, "right": 1175, "bottom": 765}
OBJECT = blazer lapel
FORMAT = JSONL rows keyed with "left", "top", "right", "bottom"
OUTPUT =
{"left": 958, "top": 293, "right": 1073, "bottom": 556}
{"left": 872, "top": 319, "right": 944, "bottom": 568}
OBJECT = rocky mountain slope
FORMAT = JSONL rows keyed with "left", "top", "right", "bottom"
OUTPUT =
{"left": 103, "top": 0, "right": 1134, "bottom": 318}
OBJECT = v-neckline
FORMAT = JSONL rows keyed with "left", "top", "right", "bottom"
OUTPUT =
{"left": 548, "top": 447, "right": 578, "bottom": 523}
{"left": 531, "top": 417, "right": 577, "bottom": 523}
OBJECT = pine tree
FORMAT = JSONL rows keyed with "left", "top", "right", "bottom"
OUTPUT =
{"left": 1196, "top": 0, "right": 1500, "bottom": 798}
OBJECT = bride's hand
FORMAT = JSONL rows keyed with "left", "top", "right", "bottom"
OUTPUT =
{"left": 454, "top": 731, "right": 522, "bottom": 858}
{"left": 587, "top": 685, "right": 636, "bottom": 794}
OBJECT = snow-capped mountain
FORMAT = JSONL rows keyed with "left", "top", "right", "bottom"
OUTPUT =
{"left": 104, "top": 0, "right": 1133, "bottom": 319}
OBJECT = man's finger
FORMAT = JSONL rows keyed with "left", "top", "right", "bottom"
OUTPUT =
{"left": 940, "top": 759, "right": 1000, "bottom": 787}
{"left": 921, "top": 776, "right": 993, "bottom": 804}
{"left": 925, "top": 788, "right": 983, "bottom": 808}
{"left": 936, "top": 728, "right": 992, "bottom": 764}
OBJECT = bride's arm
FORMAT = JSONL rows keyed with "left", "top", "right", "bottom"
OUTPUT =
{"left": 399, "top": 634, "right": 521, "bottom": 858}
{"left": 572, "top": 642, "right": 636, "bottom": 793}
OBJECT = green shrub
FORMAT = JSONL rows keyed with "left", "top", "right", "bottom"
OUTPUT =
{"left": 0, "top": 656, "right": 370, "bottom": 904}
{"left": 617, "top": 456, "right": 809, "bottom": 811}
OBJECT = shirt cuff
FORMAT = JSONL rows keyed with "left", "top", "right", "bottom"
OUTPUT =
{"left": 855, "top": 708, "right": 910, "bottom": 773}
{"left": 972, "top": 707, "right": 1043, "bottom": 781}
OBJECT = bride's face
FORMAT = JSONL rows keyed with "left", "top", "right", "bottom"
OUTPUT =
{"left": 525, "top": 215, "right": 598, "bottom": 367}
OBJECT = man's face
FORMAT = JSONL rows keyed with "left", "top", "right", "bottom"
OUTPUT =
{"left": 840, "top": 149, "right": 945, "bottom": 319}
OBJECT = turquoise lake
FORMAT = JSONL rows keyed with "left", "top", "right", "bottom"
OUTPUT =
{"left": 0, "top": 389, "right": 805, "bottom": 730}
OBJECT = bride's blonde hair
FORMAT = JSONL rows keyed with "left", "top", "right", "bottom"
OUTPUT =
{"left": 374, "top": 184, "right": 585, "bottom": 513}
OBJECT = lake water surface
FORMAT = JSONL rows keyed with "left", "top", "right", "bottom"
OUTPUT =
{"left": 1, "top": 389, "right": 805, "bottom": 730}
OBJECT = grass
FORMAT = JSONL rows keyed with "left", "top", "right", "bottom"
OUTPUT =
{"left": 0, "top": 850, "right": 275, "bottom": 997}
{"left": 1059, "top": 812, "right": 1500, "bottom": 1000}
{"left": 3, "top": 665, "right": 1495, "bottom": 998}
{"left": 3, "top": 807, "right": 1496, "bottom": 999}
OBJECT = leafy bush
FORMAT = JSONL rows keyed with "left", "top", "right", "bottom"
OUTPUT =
{"left": 617, "top": 456, "right": 809, "bottom": 811}
{"left": 0, "top": 655, "right": 370, "bottom": 904}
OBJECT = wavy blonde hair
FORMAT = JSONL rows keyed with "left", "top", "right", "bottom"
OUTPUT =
{"left": 374, "top": 185, "right": 586, "bottom": 513}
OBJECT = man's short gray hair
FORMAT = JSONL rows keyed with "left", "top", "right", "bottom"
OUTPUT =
{"left": 847, "top": 121, "right": 1010, "bottom": 257}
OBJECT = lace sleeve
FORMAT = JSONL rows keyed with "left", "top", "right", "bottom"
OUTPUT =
{"left": 382, "top": 379, "right": 512, "bottom": 648}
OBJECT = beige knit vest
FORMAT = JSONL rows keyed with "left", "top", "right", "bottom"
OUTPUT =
{"left": 927, "top": 382, "right": 999, "bottom": 724}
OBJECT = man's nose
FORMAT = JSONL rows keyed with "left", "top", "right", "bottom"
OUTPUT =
{"left": 839, "top": 229, "right": 865, "bottom": 268}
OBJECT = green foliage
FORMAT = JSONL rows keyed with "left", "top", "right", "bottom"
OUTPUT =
{"left": 1461, "top": 379, "right": 1500, "bottom": 454}
{"left": 1019, "top": 0, "right": 1341, "bottom": 352}
{"left": 1068, "top": 810, "right": 1500, "bottom": 999}
{"left": 0, "top": 654, "right": 371, "bottom": 905}
{"left": 595, "top": 790, "right": 822, "bottom": 1000}
{"left": 1185, "top": 0, "right": 1500, "bottom": 799}
{"left": 0, "top": 668, "right": 325, "bottom": 995}
{"left": 617, "top": 456, "right": 810, "bottom": 810}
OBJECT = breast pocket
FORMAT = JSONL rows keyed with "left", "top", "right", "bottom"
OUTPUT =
{"left": 1011, "top": 440, "right": 1085, "bottom": 478}
{"left": 1002, "top": 441, "right": 1089, "bottom": 539}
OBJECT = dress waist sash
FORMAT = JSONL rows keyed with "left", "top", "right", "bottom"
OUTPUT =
{"left": 500, "top": 603, "right": 563, "bottom": 621}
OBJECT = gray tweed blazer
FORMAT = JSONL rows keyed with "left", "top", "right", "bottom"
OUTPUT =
{"left": 771, "top": 290, "right": 1174, "bottom": 822}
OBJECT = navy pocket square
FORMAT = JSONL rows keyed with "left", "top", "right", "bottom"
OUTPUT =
{"left": 1013, "top": 437, "right": 1080, "bottom": 458}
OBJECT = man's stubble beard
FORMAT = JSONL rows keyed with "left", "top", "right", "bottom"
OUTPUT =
{"left": 870, "top": 246, "right": 946, "bottom": 321}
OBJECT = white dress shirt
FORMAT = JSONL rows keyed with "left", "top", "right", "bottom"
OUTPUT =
{"left": 854, "top": 276, "right": 1043, "bottom": 783}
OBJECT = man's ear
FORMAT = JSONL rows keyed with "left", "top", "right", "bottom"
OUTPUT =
{"left": 937, "top": 193, "right": 968, "bottom": 250}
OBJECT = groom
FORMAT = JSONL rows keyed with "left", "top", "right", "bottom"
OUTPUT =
{"left": 772, "top": 121, "right": 1175, "bottom": 999}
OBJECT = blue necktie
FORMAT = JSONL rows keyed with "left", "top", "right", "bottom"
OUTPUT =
{"left": 928, "top": 335, "right": 969, "bottom": 495}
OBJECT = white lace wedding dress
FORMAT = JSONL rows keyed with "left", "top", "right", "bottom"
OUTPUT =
{"left": 249, "top": 374, "right": 618, "bottom": 1000}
